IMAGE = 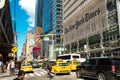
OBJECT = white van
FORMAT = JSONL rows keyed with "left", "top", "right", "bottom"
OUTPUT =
{"left": 57, "top": 53, "right": 81, "bottom": 62}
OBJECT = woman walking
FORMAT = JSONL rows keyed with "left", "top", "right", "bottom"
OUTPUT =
{"left": 7, "top": 61, "right": 11, "bottom": 75}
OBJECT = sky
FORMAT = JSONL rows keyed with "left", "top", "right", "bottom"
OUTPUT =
{"left": 10, "top": 0, "right": 37, "bottom": 58}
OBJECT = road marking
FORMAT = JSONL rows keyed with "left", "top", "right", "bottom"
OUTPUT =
{"left": 39, "top": 72, "right": 45, "bottom": 74}
{"left": 34, "top": 72, "right": 41, "bottom": 76}
{"left": 25, "top": 74, "right": 28, "bottom": 77}
{"left": 1, "top": 77, "right": 15, "bottom": 80}
{"left": 29, "top": 73, "right": 34, "bottom": 76}
{"left": 40, "top": 69, "right": 47, "bottom": 73}
{"left": 78, "top": 79, "right": 85, "bottom": 80}
{"left": 34, "top": 68, "right": 40, "bottom": 71}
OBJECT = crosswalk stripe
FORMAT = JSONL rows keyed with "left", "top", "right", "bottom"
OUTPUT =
{"left": 25, "top": 74, "right": 28, "bottom": 77}
{"left": 2, "top": 77, "right": 15, "bottom": 80}
{"left": 40, "top": 69, "right": 47, "bottom": 73}
{"left": 34, "top": 72, "right": 41, "bottom": 76}
{"left": 39, "top": 71, "right": 45, "bottom": 74}
{"left": 34, "top": 68, "right": 40, "bottom": 71}
{"left": 29, "top": 73, "right": 34, "bottom": 76}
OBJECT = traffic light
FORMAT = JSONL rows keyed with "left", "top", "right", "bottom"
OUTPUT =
{"left": 61, "top": 35, "right": 63, "bottom": 41}
{"left": 51, "top": 34, "right": 54, "bottom": 40}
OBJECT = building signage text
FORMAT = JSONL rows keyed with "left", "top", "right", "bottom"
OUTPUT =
{"left": 65, "top": 8, "right": 100, "bottom": 34}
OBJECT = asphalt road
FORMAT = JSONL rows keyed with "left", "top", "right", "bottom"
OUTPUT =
{"left": 1, "top": 68, "right": 95, "bottom": 80}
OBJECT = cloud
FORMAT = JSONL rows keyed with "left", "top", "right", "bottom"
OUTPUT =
{"left": 19, "top": 0, "right": 36, "bottom": 27}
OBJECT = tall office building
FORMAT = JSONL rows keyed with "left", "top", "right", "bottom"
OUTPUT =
{"left": 35, "top": 0, "right": 43, "bottom": 47}
{"left": 63, "top": 0, "right": 120, "bottom": 58}
{"left": 26, "top": 31, "right": 35, "bottom": 60}
{"left": 50, "top": 0, "right": 63, "bottom": 58}
{"left": 35, "top": 0, "right": 51, "bottom": 60}
{"left": 42, "top": 0, "right": 51, "bottom": 33}
{"left": 35, "top": 0, "right": 63, "bottom": 60}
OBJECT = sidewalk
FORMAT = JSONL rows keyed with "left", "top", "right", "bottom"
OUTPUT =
{"left": 0, "top": 70, "right": 19, "bottom": 78}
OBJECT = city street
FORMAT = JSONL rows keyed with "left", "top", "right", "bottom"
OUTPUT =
{"left": 0, "top": 68, "right": 94, "bottom": 80}
{"left": 0, "top": 0, "right": 120, "bottom": 80}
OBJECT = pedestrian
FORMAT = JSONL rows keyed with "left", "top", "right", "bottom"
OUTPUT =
{"left": 46, "top": 61, "right": 53, "bottom": 78}
{"left": 7, "top": 61, "right": 11, "bottom": 75}
{"left": 0, "top": 60, "right": 3, "bottom": 73}
{"left": 10, "top": 60, "right": 15, "bottom": 75}
{"left": 13, "top": 70, "right": 25, "bottom": 80}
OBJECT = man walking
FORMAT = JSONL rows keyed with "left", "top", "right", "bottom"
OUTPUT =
{"left": 14, "top": 70, "right": 25, "bottom": 80}
{"left": 10, "top": 60, "right": 15, "bottom": 75}
{"left": 46, "top": 60, "right": 53, "bottom": 78}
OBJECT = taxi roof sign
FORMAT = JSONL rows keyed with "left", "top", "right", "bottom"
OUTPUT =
{"left": 11, "top": 46, "right": 18, "bottom": 53}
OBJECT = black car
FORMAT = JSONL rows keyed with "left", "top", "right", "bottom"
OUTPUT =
{"left": 76, "top": 57, "right": 120, "bottom": 80}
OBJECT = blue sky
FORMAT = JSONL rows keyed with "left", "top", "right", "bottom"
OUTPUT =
{"left": 10, "top": 0, "right": 36, "bottom": 58}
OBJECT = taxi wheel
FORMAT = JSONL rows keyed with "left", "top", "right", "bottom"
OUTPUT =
{"left": 67, "top": 73, "right": 70, "bottom": 75}
{"left": 54, "top": 70, "right": 58, "bottom": 75}
{"left": 54, "top": 71, "right": 57, "bottom": 75}
{"left": 76, "top": 70, "right": 82, "bottom": 78}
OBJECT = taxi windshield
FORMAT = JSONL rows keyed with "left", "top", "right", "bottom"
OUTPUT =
{"left": 73, "top": 62, "right": 80, "bottom": 64}
{"left": 59, "top": 63, "right": 68, "bottom": 66}
{"left": 22, "top": 63, "right": 31, "bottom": 66}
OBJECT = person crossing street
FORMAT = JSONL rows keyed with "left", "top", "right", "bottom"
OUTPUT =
{"left": 10, "top": 60, "right": 15, "bottom": 75}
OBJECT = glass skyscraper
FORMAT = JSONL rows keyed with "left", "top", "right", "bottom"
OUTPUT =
{"left": 50, "top": 0, "right": 63, "bottom": 57}
{"left": 35, "top": 0, "right": 63, "bottom": 60}
{"left": 42, "top": 0, "right": 51, "bottom": 33}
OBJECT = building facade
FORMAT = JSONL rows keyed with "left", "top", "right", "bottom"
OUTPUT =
{"left": 63, "top": 0, "right": 120, "bottom": 58}
{"left": 35, "top": 0, "right": 63, "bottom": 60}
{"left": 25, "top": 31, "right": 35, "bottom": 60}
{"left": 50, "top": 0, "right": 63, "bottom": 58}
{"left": 35, "top": 0, "right": 51, "bottom": 60}
{"left": 21, "top": 43, "right": 26, "bottom": 60}
{"left": 35, "top": 0, "right": 43, "bottom": 47}
{"left": 0, "top": 0, "right": 14, "bottom": 62}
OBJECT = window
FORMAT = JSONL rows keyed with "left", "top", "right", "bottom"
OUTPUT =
{"left": 57, "top": 55, "right": 71, "bottom": 60}
{"left": 89, "top": 59, "right": 96, "bottom": 65}
{"left": 73, "top": 56, "right": 79, "bottom": 58}
{"left": 59, "top": 63, "right": 68, "bottom": 66}
{"left": 112, "top": 59, "right": 120, "bottom": 65}
{"left": 84, "top": 60, "right": 90, "bottom": 66}
{"left": 98, "top": 59, "right": 112, "bottom": 65}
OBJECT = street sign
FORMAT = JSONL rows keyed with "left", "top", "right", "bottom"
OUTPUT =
{"left": 11, "top": 46, "right": 18, "bottom": 53}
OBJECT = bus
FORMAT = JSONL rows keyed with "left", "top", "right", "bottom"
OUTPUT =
{"left": 57, "top": 54, "right": 81, "bottom": 62}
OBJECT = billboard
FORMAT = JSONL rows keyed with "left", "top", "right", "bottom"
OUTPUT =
{"left": 33, "top": 47, "right": 41, "bottom": 59}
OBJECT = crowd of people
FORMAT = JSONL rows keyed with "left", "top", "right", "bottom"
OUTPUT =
{"left": 0, "top": 59, "right": 25, "bottom": 80}
{"left": 0, "top": 59, "right": 15, "bottom": 75}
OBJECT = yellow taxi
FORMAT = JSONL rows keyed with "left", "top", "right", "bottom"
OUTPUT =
{"left": 38, "top": 61, "right": 43, "bottom": 67}
{"left": 68, "top": 60, "right": 81, "bottom": 71}
{"left": 20, "top": 62, "right": 33, "bottom": 72}
{"left": 51, "top": 59, "right": 71, "bottom": 74}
